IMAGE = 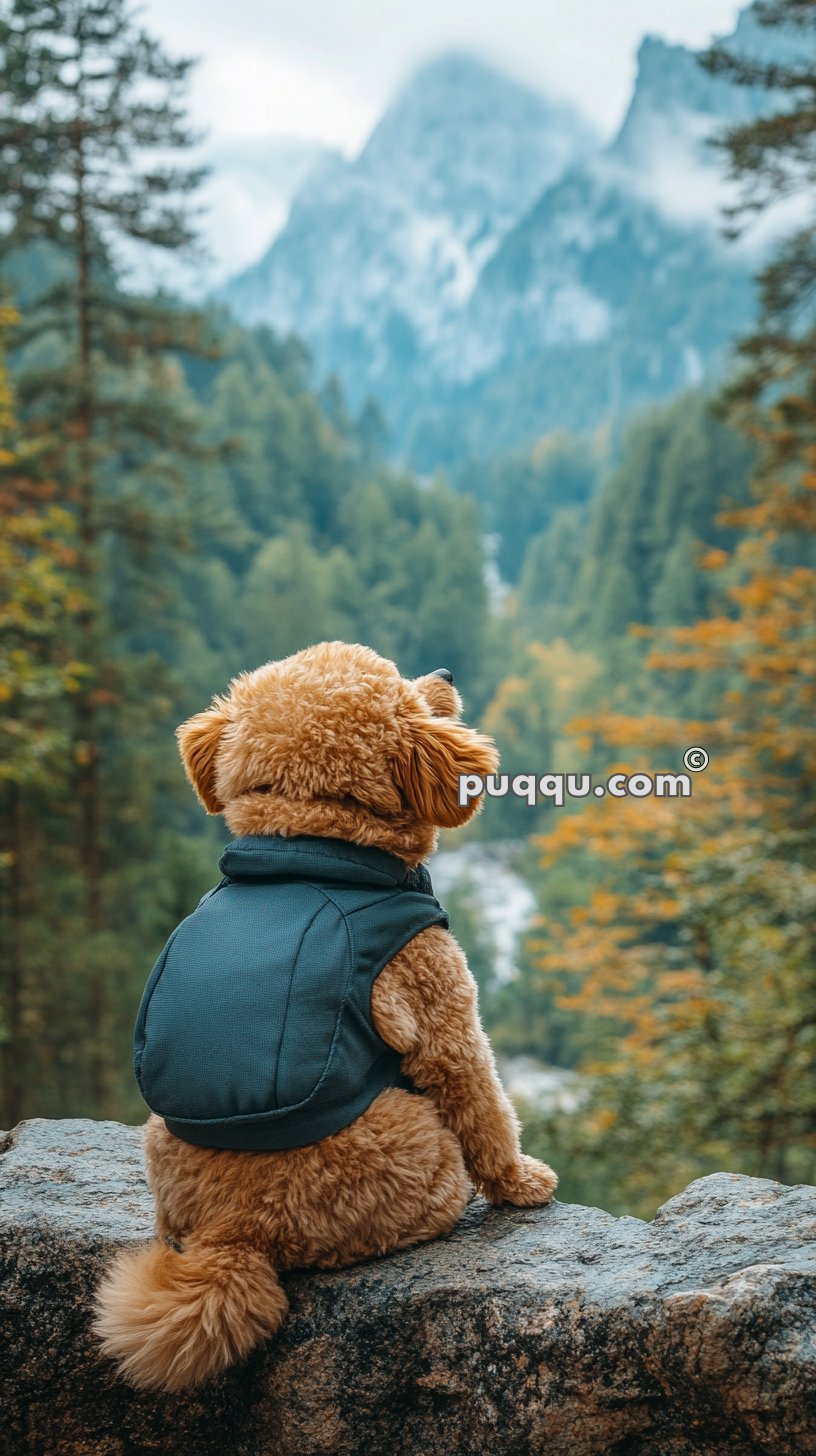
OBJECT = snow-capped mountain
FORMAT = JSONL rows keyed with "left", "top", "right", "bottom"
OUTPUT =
{"left": 221, "top": 52, "right": 598, "bottom": 395}
{"left": 423, "top": 21, "right": 772, "bottom": 460}
{"left": 219, "top": 8, "right": 793, "bottom": 465}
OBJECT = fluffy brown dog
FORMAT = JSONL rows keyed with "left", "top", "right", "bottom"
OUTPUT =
{"left": 93, "top": 642, "right": 557, "bottom": 1391}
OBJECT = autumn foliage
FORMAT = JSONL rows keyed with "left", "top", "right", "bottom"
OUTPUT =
{"left": 525, "top": 15, "right": 816, "bottom": 1204}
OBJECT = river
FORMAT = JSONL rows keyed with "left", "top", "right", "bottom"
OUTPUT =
{"left": 432, "top": 838, "right": 583, "bottom": 1113}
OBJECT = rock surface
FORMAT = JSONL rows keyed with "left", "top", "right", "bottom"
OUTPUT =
{"left": 1, "top": 1118, "right": 816, "bottom": 1456}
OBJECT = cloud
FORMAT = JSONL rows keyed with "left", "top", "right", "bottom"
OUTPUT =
{"left": 604, "top": 108, "right": 733, "bottom": 233}
{"left": 600, "top": 104, "right": 815, "bottom": 261}
{"left": 189, "top": 46, "right": 376, "bottom": 153}
{"left": 142, "top": 0, "right": 744, "bottom": 147}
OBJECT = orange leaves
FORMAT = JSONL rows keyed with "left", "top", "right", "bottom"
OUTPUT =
{"left": 734, "top": 572, "right": 781, "bottom": 611}
{"left": 565, "top": 710, "right": 723, "bottom": 753}
{"left": 698, "top": 547, "right": 729, "bottom": 571}
{"left": 532, "top": 438, "right": 815, "bottom": 1101}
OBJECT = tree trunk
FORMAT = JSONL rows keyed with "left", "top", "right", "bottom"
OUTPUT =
{"left": 1, "top": 782, "right": 26, "bottom": 1128}
{"left": 73, "top": 85, "right": 111, "bottom": 1116}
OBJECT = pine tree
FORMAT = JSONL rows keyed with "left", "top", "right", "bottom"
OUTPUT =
{"left": 520, "top": 4, "right": 816, "bottom": 1213}
{"left": 0, "top": 301, "right": 88, "bottom": 1123}
{"left": 702, "top": 2, "right": 816, "bottom": 415}
{"left": 0, "top": 0, "right": 213, "bottom": 1113}
{"left": 650, "top": 528, "right": 700, "bottom": 626}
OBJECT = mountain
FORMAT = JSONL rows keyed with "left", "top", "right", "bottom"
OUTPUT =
{"left": 125, "top": 135, "right": 335, "bottom": 299}
{"left": 221, "top": 53, "right": 598, "bottom": 405}
{"left": 200, "top": 137, "right": 338, "bottom": 285}
{"left": 411, "top": 19, "right": 775, "bottom": 465}
{"left": 413, "top": 177, "right": 754, "bottom": 468}
{"left": 219, "top": 8, "right": 788, "bottom": 466}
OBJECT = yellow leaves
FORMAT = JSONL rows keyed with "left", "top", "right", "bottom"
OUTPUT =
{"left": 0, "top": 321, "right": 91, "bottom": 773}
{"left": 699, "top": 547, "right": 729, "bottom": 571}
{"left": 656, "top": 968, "right": 705, "bottom": 996}
{"left": 525, "top": 639, "right": 601, "bottom": 711}
{"left": 483, "top": 673, "right": 529, "bottom": 747}
{"left": 721, "top": 482, "right": 816, "bottom": 536}
{"left": 533, "top": 539, "right": 815, "bottom": 1080}
{"left": 653, "top": 897, "right": 682, "bottom": 921}
{"left": 569, "top": 710, "right": 720, "bottom": 753}
{"left": 647, "top": 627, "right": 743, "bottom": 675}
{"left": 588, "top": 1107, "right": 618, "bottom": 1134}
{"left": 734, "top": 572, "right": 783, "bottom": 610}
{"left": 518, "top": 317, "right": 816, "bottom": 1202}
{"left": 784, "top": 565, "right": 816, "bottom": 596}
{"left": 484, "top": 639, "right": 603, "bottom": 764}
{"left": 579, "top": 889, "right": 623, "bottom": 927}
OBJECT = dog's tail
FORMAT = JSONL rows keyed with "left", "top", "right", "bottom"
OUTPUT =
{"left": 92, "top": 1234, "right": 288, "bottom": 1391}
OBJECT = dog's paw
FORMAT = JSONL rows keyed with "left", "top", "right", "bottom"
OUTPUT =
{"left": 481, "top": 1155, "right": 558, "bottom": 1208}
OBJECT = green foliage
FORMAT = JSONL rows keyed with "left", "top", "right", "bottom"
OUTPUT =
{"left": 2, "top": 0, "right": 813, "bottom": 1240}
{"left": 458, "top": 429, "right": 601, "bottom": 584}
{"left": 0, "top": 2, "right": 491, "bottom": 1126}
{"left": 572, "top": 392, "right": 754, "bottom": 639}
{"left": 0, "top": 0, "right": 225, "bottom": 1118}
{"left": 491, "top": 393, "right": 756, "bottom": 718}
{"left": 510, "top": 5, "right": 816, "bottom": 1217}
{"left": 522, "top": 830, "right": 816, "bottom": 1218}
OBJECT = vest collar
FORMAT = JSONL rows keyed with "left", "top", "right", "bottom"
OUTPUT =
{"left": 218, "top": 834, "right": 431, "bottom": 891}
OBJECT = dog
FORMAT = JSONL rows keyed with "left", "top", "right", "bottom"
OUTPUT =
{"left": 93, "top": 641, "right": 557, "bottom": 1391}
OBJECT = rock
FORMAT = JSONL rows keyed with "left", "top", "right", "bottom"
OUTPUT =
{"left": 1, "top": 1119, "right": 815, "bottom": 1456}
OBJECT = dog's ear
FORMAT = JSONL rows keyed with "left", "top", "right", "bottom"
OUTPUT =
{"left": 395, "top": 715, "right": 499, "bottom": 829}
{"left": 176, "top": 700, "right": 230, "bottom": 814}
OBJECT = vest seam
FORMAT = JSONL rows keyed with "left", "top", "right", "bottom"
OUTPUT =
{"left": 197, "top": 877, "right": 228, "bottom": 906}
{"left": 151, "top": 884, "right": 358, "bottom": 1128}
{"left": 160, "top": 907, "right": 449, "bottom": 1134}
{"left": 301, "top": 882, "right": 359, "bottom": 1054}
{"left": 302, "top": 887, "right": 447, "bottom": 1057}
{"left": 271, "top": 895, "right": 332, "bottom": 1105}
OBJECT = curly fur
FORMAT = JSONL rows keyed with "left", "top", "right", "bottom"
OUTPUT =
{"left": 93, "top": 642, "right": 557, "bottom": 1390}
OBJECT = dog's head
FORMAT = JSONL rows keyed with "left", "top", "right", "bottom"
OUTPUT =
{"left": 176, "top": 642, "right": 498, "bottom": 862}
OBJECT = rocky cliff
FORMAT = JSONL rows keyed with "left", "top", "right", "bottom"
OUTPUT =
{"left": 1, "top": 1118, "right": 815, "bottom": 1455}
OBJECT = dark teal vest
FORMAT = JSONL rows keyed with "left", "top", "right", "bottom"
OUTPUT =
{"left": 134, "top": 835, "right": 448, "bottom": 1151}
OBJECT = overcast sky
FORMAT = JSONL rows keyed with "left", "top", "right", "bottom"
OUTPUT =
{"left": 141, "top": 0, "right": 745, "bottom": 155}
